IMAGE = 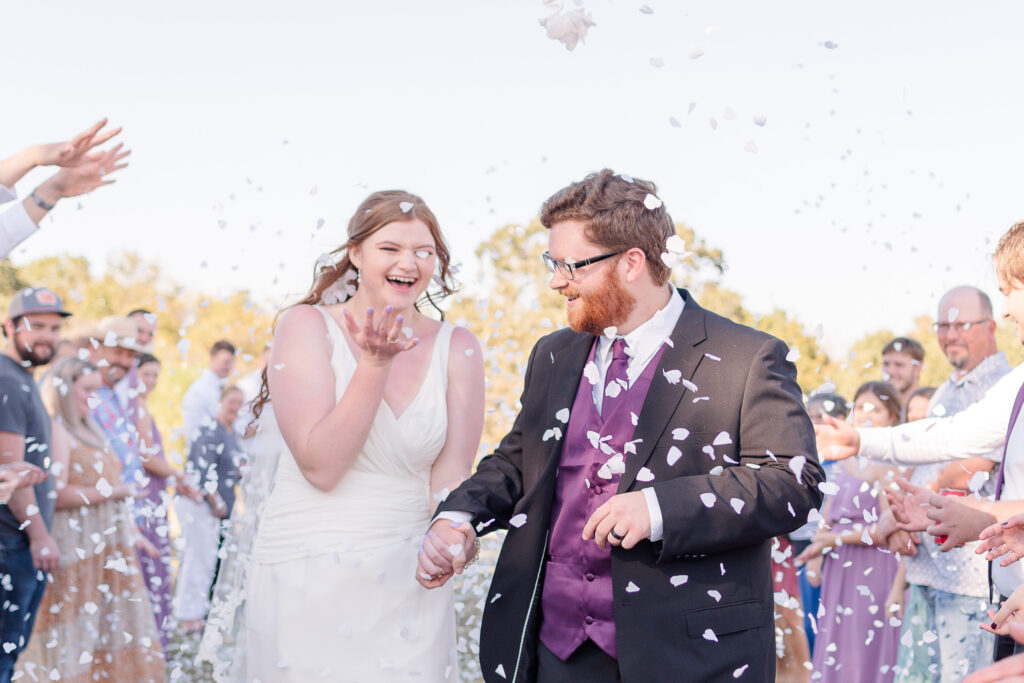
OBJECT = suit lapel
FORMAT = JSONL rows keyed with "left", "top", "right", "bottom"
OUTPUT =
{"left": 618, "top": 290, "right": 708, "bottom": 492}
{"left": 539, "top": 332, "right": 595, "bottom": 473}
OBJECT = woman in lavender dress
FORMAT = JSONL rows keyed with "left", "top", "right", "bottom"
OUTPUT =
{"left": 133, "top": 353, "right": 183, "bottom": 648}
{"left": 797, "top": 381, "right": 906, "bottom": 682}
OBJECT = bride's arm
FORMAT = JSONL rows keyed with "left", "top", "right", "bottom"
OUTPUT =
{"left": 429, "top": 327, "right": 485, "bottom": 501}
{"left": 269, "top": 304, "right": 405, "bottom": 492}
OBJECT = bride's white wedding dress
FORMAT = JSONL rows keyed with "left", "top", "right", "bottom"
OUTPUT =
{"left": 240, "top": 307, "right": 460, "bottom": 681}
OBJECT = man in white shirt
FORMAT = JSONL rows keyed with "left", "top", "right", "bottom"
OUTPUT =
{"left": 181, "top": 340, "right": 236, "bottom": 447}
{"left": 817, "top": 220, "right": 1024, "bottom": 665}
{"left": 1, "top": 119, "right": 127, "bottom": 257}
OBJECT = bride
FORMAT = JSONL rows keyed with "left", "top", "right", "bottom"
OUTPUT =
{"left": 202, "top": 190, "right": 484, "bottom": 681}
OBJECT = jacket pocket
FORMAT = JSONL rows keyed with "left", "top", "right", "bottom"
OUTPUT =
{"left": 684, "top": 599, "right": 766, "bottom": 638}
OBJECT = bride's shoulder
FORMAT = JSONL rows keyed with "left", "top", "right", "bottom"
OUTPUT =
{"left": 445, "top": 324, "right": 483, "bottom": 369}
{"left": 273, "top": 306, "right": 335, "bottom": 353}
{"left": 276, "top": 305, "right": 330, "bottom": 335}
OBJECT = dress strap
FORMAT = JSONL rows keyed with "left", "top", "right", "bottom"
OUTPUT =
{"left": 312, "top": 306, "right": 341, "bottom": 359}
{"left": 434, "top": 323, "right": 455, "bottom": 392}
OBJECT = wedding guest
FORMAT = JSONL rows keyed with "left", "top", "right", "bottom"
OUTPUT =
{"left": 16, "top": 357, "right": 165, "bottom": 681}
{"left": 797, "top": 381, "right": 904, "bottom": 682}
{"left": 173, "top": 386, "right": 245, "bottom": 633}
{"left": 1, "top": 119, "right": 128, "bottom": 257}
{"left": 0, "top": 287, "right": 66, "bottom": 679}
{"left": 790, "top": 391, "right": 849, "bottom": 657}
{"left": 181, "top": 340, "right": 236, "bottom": 447}
{"left": 881, "top": 337, "right": 925, "bottom": 414}
{"left": 133, "top": 352, "right": 190, "bottom": 649}
{"left": 889, "top": 286, "right": 1007, "bottom": 681}
{"left": 904, "top": 386, "right": 935, "bottom": 423}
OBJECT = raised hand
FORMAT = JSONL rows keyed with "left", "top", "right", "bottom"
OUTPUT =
{"left": 343, "top": 306, "right": 418, "bottom": 365}
{"left": 814, "top": 414, "right": 860, "bottom": 461}
{"left": 889, "top": 477, "right": 933, "bottom": 533}
{"left": 416, "top": 519, "right": 477, "bottom": 589}
{"left": 966, "top": 622, "right": 1024, "bottom": 682}
{"left": 0, "top": 462, "right": 48, "bottom": 503}
{"left": 981, "top": 584, "right": 1024, "bottom": 637}
{"left": 48, "top": 143, "right": 130, "bottom": 198}
{"left": 925, "top": 493, "right": 995, "bottom": 551}
{"left": 38, "top": 118, "right": 122, "bottom": 168}
{"left": 977, "top": 513, "right": 1024, "bottom": 566}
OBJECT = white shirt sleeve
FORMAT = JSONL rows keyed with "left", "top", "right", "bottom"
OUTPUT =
{"left": 0, "top": 200, "right": 40, "bottom": 259}
{"left": 643, "top": 486, "right": 664, "bottom": 542}
{"left": 858, "top": 363, "right": 1024, "bottom": 466}
{"left": 1, "top": 184, "right": 16, "bottom": 204}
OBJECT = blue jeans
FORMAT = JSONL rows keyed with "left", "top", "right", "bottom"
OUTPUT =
{"left": 0, "top": 540, "right": 46, "bottom": 683}
{"left": 896, "top": 583, "right": 993, "bottom": 682}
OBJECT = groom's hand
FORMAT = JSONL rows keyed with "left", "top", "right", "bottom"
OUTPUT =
{"left": 583, "top": 492, "right": 651, "bottom": 549}
{"left": 416, "top": 520, "right": 476, "bottom": 589}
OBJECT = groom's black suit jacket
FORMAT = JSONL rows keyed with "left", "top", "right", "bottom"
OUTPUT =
{"left": 438, "top": 290, "right": 825, "bottom": 682}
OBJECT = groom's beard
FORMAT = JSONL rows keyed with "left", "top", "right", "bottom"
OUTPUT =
{"left": 566, "top": 268, "right": 635, "bottom": 336}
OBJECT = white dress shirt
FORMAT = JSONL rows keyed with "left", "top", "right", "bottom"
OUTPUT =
{"left": 992, "top": 411, "right": 1024, "bottom": 597}
{"left": 182, "top": 368, "right": 227, "bottom": 447}
{"left": 0, "top": 184, "right": 39, "bottom": 258}
{"left": 858, "top": 362, "right": 1024, "bottom": 466}
{"left": 440, "top": 286, "right": 684, "bottom": 543}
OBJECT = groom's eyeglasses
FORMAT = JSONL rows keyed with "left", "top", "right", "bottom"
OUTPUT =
{"left": 542, "top": 250, "right": 624, "bottom": 281}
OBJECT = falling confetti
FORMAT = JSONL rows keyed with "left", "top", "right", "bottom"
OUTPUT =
{"left": 667, "top": 446, "right": 683, "bottom": 466}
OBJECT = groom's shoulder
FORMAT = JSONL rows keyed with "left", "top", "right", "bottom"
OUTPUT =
{"left": 686, "top": 292, "right": 783, "bottom": 355}
{"left": 530, "top": 326, "right": 586, "bottom": 355}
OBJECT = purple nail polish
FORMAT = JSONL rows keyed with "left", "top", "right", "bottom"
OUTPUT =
{"left": 366, "top": 307, "right": 374, "bottom": 315}
{"left": 449, "top": 521, "right": 461, "bottom": 528}
{"left": 396, "top": 315, "right": 403, "bottom": 323}
{"left": 992, "top": 622, "right": 998, "bottom": 629}
{"left": 385, "top": 305, "right": 393, "bottom": 313}
{"left": 1003, "top": 521, "right": 1009, "bottom": 526}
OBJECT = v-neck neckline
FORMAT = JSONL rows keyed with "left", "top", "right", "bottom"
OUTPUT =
{"left": 320, "top": 308, "right": 439, "bottom": 421}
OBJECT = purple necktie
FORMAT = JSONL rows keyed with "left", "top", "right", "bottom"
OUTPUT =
{"left": 601, "top": 339, "right": 630, "bottom": 418}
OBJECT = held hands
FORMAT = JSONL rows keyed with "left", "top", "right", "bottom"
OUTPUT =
{"left": 582, "top": 491, "right": 651, "bottom": 549}
{"left": 416, "top": 520, "right": 477, "bottom": 589}
{"left": 887, "top": 478, "right": 933, "bottom": 533}
{"left": 977, "top": 513, "right": 1024, "bottom": 567}
{"left": 343, "top": 306, "right": 418, "bottom": 365}
{"left": 173, "top": 473, "right": 203, "bottom": 503}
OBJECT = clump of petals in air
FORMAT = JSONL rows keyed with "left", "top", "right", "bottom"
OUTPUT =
{"left": 539, "top": 1, "right": 596, "bottom": 51}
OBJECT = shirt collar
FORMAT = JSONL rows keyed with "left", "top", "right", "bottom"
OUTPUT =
{"left": 597, "top": 286, "right": 684, "bottom": 377}
{"left": 948, "top": 351, "right": 1008, "bottom": 387}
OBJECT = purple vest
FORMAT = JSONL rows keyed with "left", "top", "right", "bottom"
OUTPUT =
{"left": 539, "top": 339, "right": 665, "bottom": 661}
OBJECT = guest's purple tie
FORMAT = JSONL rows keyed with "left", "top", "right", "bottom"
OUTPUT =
{"left": 601, "top": 339, "right": 630, "bottom": 417}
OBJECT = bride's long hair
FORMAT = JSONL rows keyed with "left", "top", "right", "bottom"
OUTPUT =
{"left": 249, "top": 190, "right": 457, "bottom": 425}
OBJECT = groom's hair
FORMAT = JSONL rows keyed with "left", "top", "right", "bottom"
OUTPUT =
{"left": 995, "top": 220, "right": 1024, "bottom": 289}
{"left": 539, "top": 169, "right": 676, "bottom": 286}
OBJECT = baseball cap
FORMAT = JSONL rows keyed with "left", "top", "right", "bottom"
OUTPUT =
{"left": 7, "top": 287, "right": 72, "bottom": 319}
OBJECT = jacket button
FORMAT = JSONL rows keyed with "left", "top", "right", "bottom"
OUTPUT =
{"left": 585, "top": 573, "right": 595, "bottom": 582}
{"left": 584, "top": 616, "right": 595, "bottom": 625}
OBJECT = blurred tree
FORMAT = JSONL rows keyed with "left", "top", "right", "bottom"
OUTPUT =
{"left": 0, "top": 253, "right": 274, "bottom": 466}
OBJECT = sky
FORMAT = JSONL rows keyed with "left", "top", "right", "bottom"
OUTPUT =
{"left": 4, "top": 0, "right": 1024, "bottom": 356}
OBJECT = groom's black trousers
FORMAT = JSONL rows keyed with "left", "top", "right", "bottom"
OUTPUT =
{"left": 537, "top": 640, "right": 621, "bottom": 682}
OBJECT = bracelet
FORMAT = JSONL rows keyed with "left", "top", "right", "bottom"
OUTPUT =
{"left": 463, "top": 537, "right": 481, "bottom": 569}
{"left": 29, "top": 190, "right": 55, "bottom": 211}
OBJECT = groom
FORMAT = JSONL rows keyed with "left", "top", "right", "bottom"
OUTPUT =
{"left": 419, "top": 169, "right": 825, "bottom": 682}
